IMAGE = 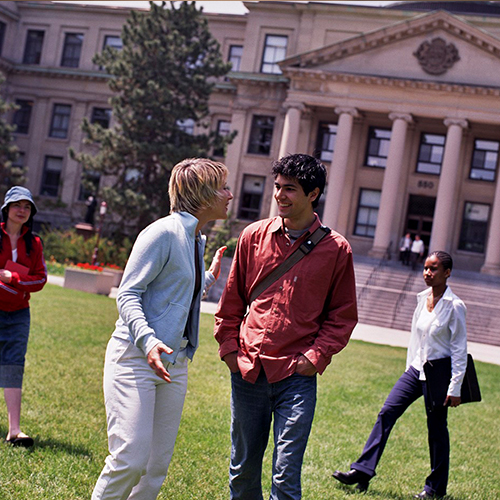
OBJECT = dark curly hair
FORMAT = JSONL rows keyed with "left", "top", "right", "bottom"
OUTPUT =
{"left": 271, "top": 154, "right": 326, "bottom": 208}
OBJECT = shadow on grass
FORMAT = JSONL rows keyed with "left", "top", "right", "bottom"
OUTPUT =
{"left": 333, "top": 482, "right": 462, "bottom": 500}
{"left": 0, "top": 425, "right": 94, "bottom": 458}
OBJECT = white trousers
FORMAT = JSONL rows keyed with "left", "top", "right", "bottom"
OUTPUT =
{"left": 92, "top": 337, "right": 188, "bottom": 500}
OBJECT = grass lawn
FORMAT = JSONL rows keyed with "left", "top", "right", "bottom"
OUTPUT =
{"left": 0, "top": 284, "right": 498, "bottom": 499}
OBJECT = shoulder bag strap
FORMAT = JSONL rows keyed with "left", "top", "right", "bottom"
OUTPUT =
{"left": 249, "top": 225, "right": 330, "bottom": 304}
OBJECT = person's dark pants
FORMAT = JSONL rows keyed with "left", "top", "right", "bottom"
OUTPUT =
{"left": 229, "top": 369, "right": 317, "bottom": 500}
{"left": 411, "top": 252, "right": 421, "bottom": 270}
{"left": 401, "top": 249, "right": 410, "bottom": 266}
{"left": 351, "top": 366, "right": 449, "bottom": 497}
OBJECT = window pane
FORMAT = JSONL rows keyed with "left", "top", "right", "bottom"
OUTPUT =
{"left": 40, "top": 156, "right": 63, "bottom": 197}
{"left": 23, "top": 30, "right": 45, "bottom": 65}
{"left": 0, "top": 22, "right": 6, "bottom": 57}
{"left": 247, "top": 115, "right": 274, "bottom": 155}
{"left": 355, "top": 189, "right": 380, "bottom": 237}
{"left": 470, "top": 138, "right": 499, "bottom": 182}
{"left": 261, "top": 35, "right": 287, "bottom": 74}
{"left": 104, "top": 35, "right": 122, "bottom": 50}
{"left": 229, "top": 45, "right": 243, "bottom": 71}
{"left": 91, "top": 107, "right": 112, "bottom": 129}
{"left": 214, "top": 120, "right": 231, "bottom": 157}
{"left": 365, "top": 128, "right": 391, "bottom": 168}
{"left": 238, "top": 175, "right": 265, "bottom": 220}
{"left": 50, "top": 104, "right": 71, "bottom": 138}
{"left": 459, "top": 202, "right": 490, "bottom": 253}
{"left": 416, "top": 133, "right": 445, "bottom": 175}
{"left": 12, "top": 100, "right": 34, "bottom": 134}
{"left": 316, "top": 123, "right": 337, "bottom": 162}
{"left": 61, "top": 33, "right": 83, "bottom": 68}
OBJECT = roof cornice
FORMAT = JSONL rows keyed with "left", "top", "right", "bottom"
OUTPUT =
{"left": 282, "top": 66, "right": 500, "bottom": 97}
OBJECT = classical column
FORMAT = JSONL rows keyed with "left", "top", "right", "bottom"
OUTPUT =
{"left": 429, "top": 118, "right": 468, "bottom": 253}
{"left": 370, "top": 113, "right": 413, "bottom": 258}
{"left": 269, "top": 102, "right": 304, "bottom": 217}
{"left": 481, "top": 174, "right": 500, "bottom": 276}
{"left": 224, "top": 104, "right": 249, "bottom": 215}
{"left": 321, "top": 107, "right": 358, "bottom": 230}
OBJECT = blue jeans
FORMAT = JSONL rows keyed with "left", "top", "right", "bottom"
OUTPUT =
{"left": 0, "top": 308, "right": 30, "bottom": 388}
{"left": 229, "top": 370, "right": 317, "bottom": 500}
{"left": 352, "top": 366, "right": 449, "bottom": 497}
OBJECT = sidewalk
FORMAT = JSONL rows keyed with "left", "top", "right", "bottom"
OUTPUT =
{"left": 47, "top": 276, "right": 500, "bottom": 366}
{"left": 200, "top": 300, "right": 500, "bottom": 366}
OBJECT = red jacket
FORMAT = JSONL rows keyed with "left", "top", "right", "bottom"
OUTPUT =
{"left": 0, "top": 223, "right": 47, "bottom": 312}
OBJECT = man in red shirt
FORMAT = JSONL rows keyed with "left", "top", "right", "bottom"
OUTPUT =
{"left": 214, "top": 153, "right": 358, "bottom": 500}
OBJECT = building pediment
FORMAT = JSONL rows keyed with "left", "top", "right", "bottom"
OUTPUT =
{"left": 280, "top": 9, "right": 500, "bottom": 88}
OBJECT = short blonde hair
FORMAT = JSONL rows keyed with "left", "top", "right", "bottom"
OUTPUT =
{"left": 169, "top": 158, "right": 228, "bottom": 215}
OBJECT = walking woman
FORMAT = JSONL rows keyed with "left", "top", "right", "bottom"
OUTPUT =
{"left": 332, "top": 251, "right": 467, "bottom": 499}
{"left": 0, "top": 186, "right": 47, "bottom": 447}
{"left": 92, "top": 158, "right": 233, "bottom": 500}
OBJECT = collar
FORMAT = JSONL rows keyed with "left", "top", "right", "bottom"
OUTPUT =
{"left": 0, "top": 222, "right": 29, "bottom": 237}
{"left": 172, "top": 211, "right": 202, "bottom": 239}
{"left": 269, "top": 214, "right": 322, "bottom": 235}
{"left": 417, "top": 285, "right": 454, "bottom": 302}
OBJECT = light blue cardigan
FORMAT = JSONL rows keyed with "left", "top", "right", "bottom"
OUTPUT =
{"left": 112, "top": 211, "right": 214, "bottom": 363}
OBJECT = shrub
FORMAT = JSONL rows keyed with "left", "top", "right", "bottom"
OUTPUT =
{"left": 40, "top": 227, "right": 132, "bottom": 269}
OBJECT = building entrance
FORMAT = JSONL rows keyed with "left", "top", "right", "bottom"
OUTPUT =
{"left": 405, "top": 195, "right": 436, "bottom": 250}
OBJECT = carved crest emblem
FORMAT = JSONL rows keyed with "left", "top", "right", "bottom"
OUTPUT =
{"left": 413, "top": 37, "right": 460, "bottom": 75}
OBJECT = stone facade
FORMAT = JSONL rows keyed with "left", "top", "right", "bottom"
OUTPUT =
{"left": 2, "top": 1, "right": 500, "bottom": 275}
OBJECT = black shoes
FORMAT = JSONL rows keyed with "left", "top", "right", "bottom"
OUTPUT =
{"left": 332, "top": 469, "right": 370, "bottom": 492}
{"left": 414, "top": 491, "right": 442, "bottom": 499}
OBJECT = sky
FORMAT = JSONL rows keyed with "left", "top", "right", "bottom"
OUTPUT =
{"left": 56, "top": 1, "right": 398, "bottom": 15}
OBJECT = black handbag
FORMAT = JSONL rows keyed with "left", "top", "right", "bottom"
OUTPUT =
{"left": 423, "top": 353, "right": 481, "bottom": 411}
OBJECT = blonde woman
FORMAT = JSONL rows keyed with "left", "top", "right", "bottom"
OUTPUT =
{"left": 92, "top": 158, "right": 233, "bottom": 500}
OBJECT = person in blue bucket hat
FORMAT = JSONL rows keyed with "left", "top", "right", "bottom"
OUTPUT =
{"left": 0, "top": 186, "right": 47, "bottom": 447}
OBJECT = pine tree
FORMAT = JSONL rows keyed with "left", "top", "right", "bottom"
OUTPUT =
{"left": 0, "top": 73, "right": 22, "bottom": 198}
{"left": 72, "top": 1, "right": 233, "bottom": 235}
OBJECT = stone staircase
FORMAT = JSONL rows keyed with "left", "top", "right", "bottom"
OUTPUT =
{"left": 354, "top": 255, "right": 500, "bottom": 347}
{"left": 204, "top": 255, "right": 500, "bottom": 347}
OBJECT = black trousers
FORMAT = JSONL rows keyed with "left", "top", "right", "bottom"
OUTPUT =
{"left": 351, "top": 366, "right": 450, "bottom": 497}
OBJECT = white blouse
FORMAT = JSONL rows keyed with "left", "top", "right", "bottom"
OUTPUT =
{"left": 406, "top": 286, "right": 468, "bottom": 397}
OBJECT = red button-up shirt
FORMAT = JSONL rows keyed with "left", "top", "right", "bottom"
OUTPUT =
{"left": 214, "top": 216, "right": 357, "bottom": 384}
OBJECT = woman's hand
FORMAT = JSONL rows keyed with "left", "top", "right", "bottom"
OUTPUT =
{"left": 208, "top": 246, "right": 227, "bottom": 280}
{"left": 147, "top": 342, "right": 174, "bottom": 382}
{"left": 0, "top": 269, "right": 12, "bottom": 284}
{"left": 444, "top": 395, "right": 461, "bottom": 407}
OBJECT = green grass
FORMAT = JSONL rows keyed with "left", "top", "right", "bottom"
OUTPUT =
{"left": 0, "top": 284, "right": 498, "bottom": 499}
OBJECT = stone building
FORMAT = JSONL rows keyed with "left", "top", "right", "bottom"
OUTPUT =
{"left": 2, "top": 1, "right": 500, "bottom": 275}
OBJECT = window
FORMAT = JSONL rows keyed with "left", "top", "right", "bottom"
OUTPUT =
{"left": 0, "top": 21, "right": 6, "bottom": 56}
{"left": 354, "top": 189, "right": 381, "bottom": 237}
{"left": 247, "top": 115, "right": 275, "bottom": 155}
{"left": 260, "top": 35, "right": 287, "bottom": 74}
{"left": 49, "top": 104, "right": 71, "bottom": 138}
{"left": 177, "top": 118, "right": 195, "bottom": 135}
{"left": 459, "top": 202, "right": 490, "bottom": 253}
{"left": 103, "top": 35, "right": 122, "bottom": 51}
{"left": 214, "top": 120, "right": 231, "bottom": 157}
{"left": 12, "top": 99, "right": 34, "bottom": 134}
{"left": 315, "top": 123, "right": 337, "bottom": 162}
{"left": 91, "top": 107, "right": 112, "bottom": 129}
{"left": 238, "top": 175, "right": 265, "bottom": 220}
{"left": 228, "top": 44, "right": 243, "bottom": 71}
{"left": 61, "top": 33, "right": 83, "bottom": 67}
{"left": 365, "top": 127, "right": 391, "bottom": 168}
{"left": 469, "top": 139, "right": 499, "bottom": 182}
{"left": 416, "top": 133, "right": 445, "bottom": 175}
{"left": 23, "top": 30, "right": 44, "bottom": 64}
{"left": 40, "top": 156, "right": 63, "bottom": 197}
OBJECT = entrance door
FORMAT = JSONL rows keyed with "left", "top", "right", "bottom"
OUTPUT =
{"left": 405, "top": 195, "right": 436, "bottom": 250}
